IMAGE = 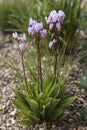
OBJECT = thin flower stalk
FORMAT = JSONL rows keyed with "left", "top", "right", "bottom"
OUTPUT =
{"left": 46, "top": 10, "right": 65, "bottom": 83}
{"left": 53, "top": 47, "right": 58, "bottom": 82}
{"left": 28, "top": 18, "right": 47, "bottom": 93}
{"left": 21, "top": 52, "right": 29, "bottom": 93}
{"left": 37, "top": 42, "right": 43, "bottom": 93}
{"left": 53, "top": 31, "right": 59, "bottom": 83}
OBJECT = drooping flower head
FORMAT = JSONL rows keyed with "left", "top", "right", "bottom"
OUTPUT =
{"left": 12, "top": 32, "right": 26, "bottom": 52}
{"left": 40, "top": 29, "right": 47, "bottom": 38}
{"left": 12, "top": 32, "right": 27, "bottom": 42}
{"left": 58, "top": 10, "right": 66, "bottom": 24}
{"left": 13, "top": 32, "right": 18, "bottom": 39}
{"left": 28, "top": 18, "right": 47, "bottom": 38}
{"left": 29, "top": 18, "right": 37, "bottom": 26}
{"left": 34, "top": 22, "right": 43, "bottom": 32}
{"left": 49, "top": 23, "right": 54, "bottom": 30}
{"left": 28, "top": 27, "right": 35, "bottom": 36}
{"left": 49, "top": 10, "right": 58, "bottom": 23}
{"left": 45, "top": 10, "right": 65, "bottom": 31}
{"left": 56, "top": 22, "right": 61, "bottom": 31}
{"left": 18, "top": 33, "right": 27, "bottom": 42}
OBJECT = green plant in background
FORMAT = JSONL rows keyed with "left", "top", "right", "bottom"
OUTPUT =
{"left": 0, "top": 0, "right": 86, "bottom": 55}
{"left": 78, "top": 3, "right": 87, "bottom": 65}
{"left": 0, "top": 0, "right": 10, "bottom": 30}
{"left": 76, "top": 105, "right": 87, "bottom": 127}
{"left": 76, "top": 71, "right": 87, "bottom": 90}
{"left": 60, "top": 0, "right": 82, "bottom": 54}
{"left": 9, "top": 10, "right": 76, "bottom": 126}
{"left": 8, "top": 0, "right": 30, "bottom": 33}
{"left": 0, "top": 0, "right": 17, "bottom": 31}
{"left": 0, "top": 0, "right": 30, "bottom": 32}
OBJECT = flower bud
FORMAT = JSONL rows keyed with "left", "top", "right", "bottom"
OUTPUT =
{"left": 49, "top": 39, "right": 57, "bottom": 49}
{"left": 12, "top": 32, "right": 18, "bottom": 39}
{"left": 40, "top": 29, "right": 47, "bottom": 38}
{"left": 19, "top": 34, "right": 27, "bottom": 42}
{"left": 28, "top": 27, "right": 35, "bottom": 35}
{"left": 29, "top": 18, "right": 37, "bottom": 26}
{"left": 56, "top": 22, "right": 61, "bottom": 31}
{"left": 49, "top": 23, "right": 53, "bottom": 30}
{"left": 19, "top": 43, "right": 25, "bottom": 52}
{"left": 34, "top": 22, "right": 43, "bottom": 32}
{"left": 50, "top": 10, "right": 58, "bottom": 23}
{"left": 58, "top": 10, "right": 65, "bottom": 23}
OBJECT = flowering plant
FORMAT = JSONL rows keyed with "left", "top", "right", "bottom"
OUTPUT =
{"left": 11, "top": 10, "right": 76, "bottom": 126}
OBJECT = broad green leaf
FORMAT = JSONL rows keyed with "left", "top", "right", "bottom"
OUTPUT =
{"left": 47, "top": 108, "right": 63, "bottom": 121}
{"left": 37, "top": 92, "right": 45, "bottom": 104}
{"left": 21, "top": 118, "right": 32, "bottom": 126}
{"left": 42, "top": 97, "right": 52, "bottom": 106}
{"left": 13, "top": 99, "right": 40, "bottom": 122}
{"left": 76, "top": 81, "right": 87, "bottom": 90}
{"left": 42, "top": 97, "right": 52, "bottom": 110}
{"left": 28, "top": 111, "right": 40, "bottom": 122}
{"left": 41, "top": 97, "right": 52, "bottom": 118}
{"left": 57, "top": 85, "right": 67, "bottom": 98}
{"left": 40, "top": 105, "right": 45, "bottom": 119}
{"left": 13, "top": 99, "right": 30, "bottom": 116}
{"left": 55, "top": 111, "right": 66, "bottom": 122}
{"left": 76, "top": 72, "right": 87, "bottom": 90}
{"left": 18, "top": 112, "right": 25, "bottom": 119}
{"left": 59, "top": 96, "right": 76, "bottom": 109}
{"left": 38, "top": 92, "right": 44, "bottom": 100}
{"left": 12, "top": 88, "right": 29, "bottom": 109}
{"left": 47, "top": 84, "right": 60, "bottom": 98}
{"left": 28, "top": 83, "right": 36, "bottom": 97}
{"left": 49, "top": 86, "right": 60, "bottom": 98}
{"left": 26, "top": 98, "right": 39, "bottom": 116}
{"left": 47, "top": 98, "right": 60, "bottom": 113}
{"left": 43, "top": 76, "right": 53, "bottom": 90}
{"left": 44, "top": 80, "right": 53, "bottom": 94}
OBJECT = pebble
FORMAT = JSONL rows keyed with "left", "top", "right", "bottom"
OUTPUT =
{"left": 10, "top": 108, "right": 17, "bottom": 116}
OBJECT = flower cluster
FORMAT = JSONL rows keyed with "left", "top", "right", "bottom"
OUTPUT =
{"left": 45, "top": 10, "right": 65, "bottom": 31}
{"left": 13, "top": 32, "right": 26, "bottom": 52}
{"left": 28, "top": 18, "right": 47, "bottom": 38}
{"left": 12, "top": 10, "right": 65, "bottom": 50}
{"left": 13, "top": 32, "right": 27, "bottom": 42}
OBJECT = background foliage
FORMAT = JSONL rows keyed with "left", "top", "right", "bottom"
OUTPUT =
{"left": 0, "top": 0, "right": 87, "bottom": 55}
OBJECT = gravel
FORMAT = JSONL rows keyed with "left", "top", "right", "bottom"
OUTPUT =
{"left": 0, "top": 41, "right": 23, "bottom": 130}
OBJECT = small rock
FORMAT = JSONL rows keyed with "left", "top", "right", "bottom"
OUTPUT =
{"left": 39, "top": 128, "right": 44, "bottom": 130}
{"left": 10, "top": 108, "right": 17, "bottom": 116}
